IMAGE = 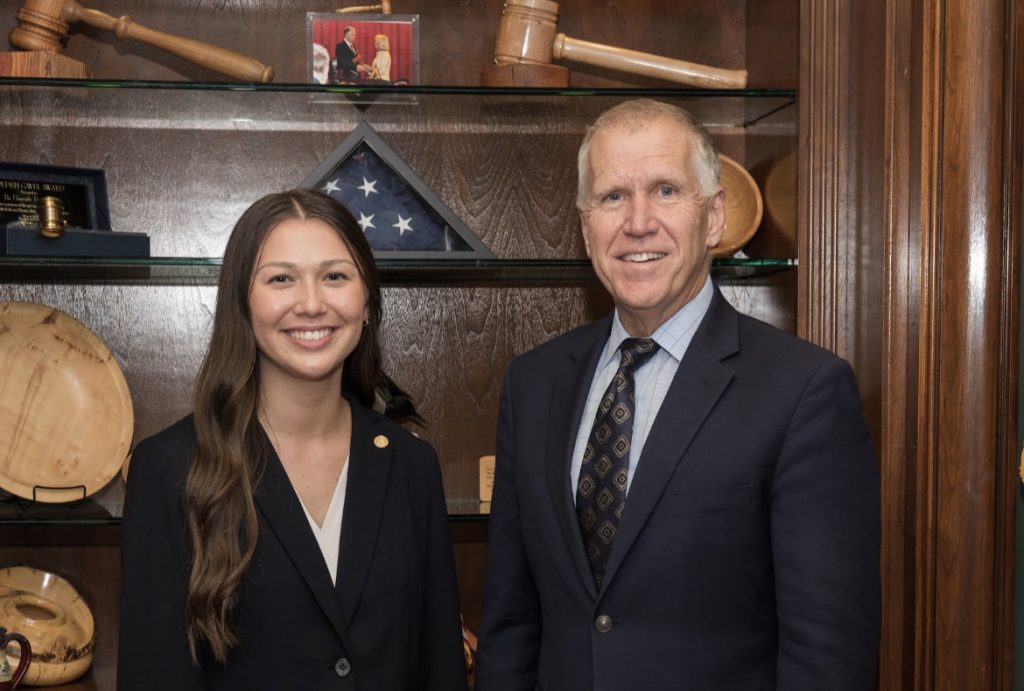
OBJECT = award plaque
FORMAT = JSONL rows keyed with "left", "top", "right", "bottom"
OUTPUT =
{"left": 0, "top": 162, "right": 111, "bottom": 232}
{"left": 0, "top": 162, "right": 149, "bottom": 257}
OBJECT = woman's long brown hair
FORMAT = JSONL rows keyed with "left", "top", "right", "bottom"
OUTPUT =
{"left": 184, "top": 189, "right": 384, "bottom": 663}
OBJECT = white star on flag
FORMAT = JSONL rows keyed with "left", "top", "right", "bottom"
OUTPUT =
{"left": 358, "top": 178, "right": 379, "bottom": 197}
{"left": 393, "top": 215, "right": 413, "bottom": 236}
{"left": 357, "top": 212, "right": 375, "bottom": 231}
{"left": 322, "top": 179, "right": 341, "bottom": 194}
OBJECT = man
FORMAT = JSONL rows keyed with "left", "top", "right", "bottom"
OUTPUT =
{"left": 475, "top": 99, "right": 880, "bottom": 690}
{"left": 334, "top": 27, "right": 369, "bottom": 82}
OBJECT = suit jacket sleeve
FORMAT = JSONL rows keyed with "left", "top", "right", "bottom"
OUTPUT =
{"left": 418, "top": 443, "right": 472, "bottom": 691}
{"left": 773, "top": 357, "right": 881, "bottom": 689}
{"left": 118, "top": 430, "right": 207, "bottom": 691}
{"left": 474, "top": 365, "right": 542, "bottom": 691}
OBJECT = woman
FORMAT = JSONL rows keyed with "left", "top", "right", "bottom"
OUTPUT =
{"left": 118, "top": 189, "right": 468, "bottom": 691}
{"left": 369, "top": 34, "right": 391, "bottom": 81}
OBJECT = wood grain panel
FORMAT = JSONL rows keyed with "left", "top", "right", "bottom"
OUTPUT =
{"left": 879, "top": 0, "right": 1022, "bottom": 688}
{"left": 879, "top": 0, "right": 918, "bottom": 687}
{"left": 927, "top": 0, "right": 1012, "bottom": 687}
{"left": 381, "top": 284, "right": 609, "bottom": 500}
{"left": 746, "top": 0, "right": 798, "bottom": 89}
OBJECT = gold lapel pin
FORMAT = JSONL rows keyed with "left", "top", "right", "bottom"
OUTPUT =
{"left": 373, "top": 434, "right": 390, "bottom": 449}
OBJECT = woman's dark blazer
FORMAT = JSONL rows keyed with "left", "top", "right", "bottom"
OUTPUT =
{"left": 117, "top": 396, "right": 468, "bottom": 691}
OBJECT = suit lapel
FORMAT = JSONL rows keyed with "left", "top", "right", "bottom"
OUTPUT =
{"left": 335, "top": 399, "right": 391, "bottom": 626}
{"left": 252, "top": 430, "right": 350, "bottom": 644}
{"left": 545, "top": 317, "right": 612, "bottom": 599}
{"left": 600, "top": 290, "right": 740, "bottom": 593}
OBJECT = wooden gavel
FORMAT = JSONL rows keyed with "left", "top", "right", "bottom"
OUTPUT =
{"left": 335, "top": 0, "right": 392, "bottom": 14}
{"left": 483, "top": 0, "right": 747, "bottom": 89}
{"left": 9, "top": 0, "right": 274, "bottom": 82}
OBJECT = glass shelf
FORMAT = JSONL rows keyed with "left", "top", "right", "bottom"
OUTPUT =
{"left": 0, "top": 78, "right": 797, "bottom": 131}
{"left": 0, "top": 495, "right": 120, "bottom": 526}
{"left": 0, "top": 256, "right": 796, "bottom": 285}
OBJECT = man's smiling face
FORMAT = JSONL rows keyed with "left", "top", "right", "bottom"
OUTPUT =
{"left": 578, "top": 116, "right": 725, "bottom": 337}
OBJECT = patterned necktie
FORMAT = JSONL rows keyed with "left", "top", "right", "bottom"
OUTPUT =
{"left": 576, "top": 337, "right": 659, "bottom": 591}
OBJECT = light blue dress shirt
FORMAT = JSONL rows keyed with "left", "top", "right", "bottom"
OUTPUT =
{"left": 570, "top": 276, "right": 714, "bottom": 501}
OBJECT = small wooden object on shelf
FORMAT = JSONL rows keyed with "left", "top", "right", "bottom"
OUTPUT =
{"left": 0, "top": 49, "right": 89, "bottom": 77}
{"left": 479, "top": 455, "right": 495, "bottom": 504}
{"left": 713, "top": 155, "right": 764, "bottom": 258}
{"left": 482, "top": 0, "right": 748, "bottom": 89}
{"left": 0, "top": 302, "right": 133, "bottom": 504}
{"left": 335, "top": 0, "right": 392, "bottom": 14}
{"left": 0, "top": 566, "right": 94, "bottom": 686}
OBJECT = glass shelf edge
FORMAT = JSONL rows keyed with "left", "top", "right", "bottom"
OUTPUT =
{"left": 0, "top": 76, "right": 797, "bottom": 99}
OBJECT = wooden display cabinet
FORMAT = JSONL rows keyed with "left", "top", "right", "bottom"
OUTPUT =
{"left": 0, "top": 1, "right": 1020, "bottom": 690}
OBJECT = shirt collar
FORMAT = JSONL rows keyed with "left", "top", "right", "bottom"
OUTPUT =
{"left": 602, "top": 276, "right": 714, "bottom": 367}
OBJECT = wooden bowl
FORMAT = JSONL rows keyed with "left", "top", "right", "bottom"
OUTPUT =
{"left": 0, "top": 566, "right": 94, "bottom": 686}
{"left": 712, "top": 154, "right": 764, "bottom": 258}
{"left": 0, "top": 302, "right": 133, "bottom": 503}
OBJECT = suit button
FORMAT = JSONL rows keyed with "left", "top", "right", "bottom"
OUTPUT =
{"left": 595, "top": 614, "right": 613, "bottom": 633}
{"left": 334, "top": 657, "right": 351, "bottom": 677}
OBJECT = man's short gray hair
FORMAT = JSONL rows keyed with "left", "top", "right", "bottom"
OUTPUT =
{"left": 576, "top": 99, "right": 720, "bottom": 208}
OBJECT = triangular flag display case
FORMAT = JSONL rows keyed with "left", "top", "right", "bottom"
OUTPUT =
{"left": 301, "top": 121, "right": 494, "bottom": 259}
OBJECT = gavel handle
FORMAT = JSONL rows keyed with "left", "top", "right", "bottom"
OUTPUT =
{"left": 66, "top": 4, "right": 274, "bottom": 82}
{"left": 335, "top": 0, "right": 391, "bottom": 13}
{"left": 552, "top": 33, "right": 747, "bottom": 90}
{"left": 335, "top": 4, "right": 382, "bottom": 13}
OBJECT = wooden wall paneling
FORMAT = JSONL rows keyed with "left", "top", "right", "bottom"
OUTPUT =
{"left": 746, "top": 0, "right": 798, "bottom": 89}
{"left": 880, "top": 0, "right": 1022, "bottom": 688}
{"left": 998, "top": 1, "right": 1023, "bottom": 686}
{"left": 382, "top": 284, "right": 610, "bottom": 499}
{"left": 799, "top": 0, "right": 845, "bottom": 351}
{"left": 799, "top": 0, "right": 886, "bottom": 400}
{"left": 921, "top": 0, "right": 1015, "bottom": 687}
{"left": 879, "top": 0, "right": 919, "bottom": 686}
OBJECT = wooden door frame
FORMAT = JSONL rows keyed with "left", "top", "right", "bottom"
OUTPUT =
{"left": 800, "top": 0, "right": 1023, "bottom": 688}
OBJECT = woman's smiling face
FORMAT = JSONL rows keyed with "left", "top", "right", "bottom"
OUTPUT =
{"left": 248, "top": 216, "right": 368, "bottom": 386}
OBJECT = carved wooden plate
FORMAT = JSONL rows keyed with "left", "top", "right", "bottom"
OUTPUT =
{"left": 713, "top": 154, "right": 765, "bottom": 258}
{"left": 0, "top": 565, "right": 95, "bottom": 686}
{"left": 0, "top": 302, "right": 133, "bottom": 502}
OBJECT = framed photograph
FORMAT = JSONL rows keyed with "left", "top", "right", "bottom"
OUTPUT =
{"left": 299, "top": 122, "right": 493, "bottom": 259}
{"left": 307, "top": 13, "right": 420, "bottom": 86}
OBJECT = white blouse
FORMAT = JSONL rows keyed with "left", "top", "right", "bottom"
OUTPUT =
{"left": 298, "top": 456, "right": 350, "bottom": 585}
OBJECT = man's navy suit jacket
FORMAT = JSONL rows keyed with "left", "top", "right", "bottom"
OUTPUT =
{"left": 475, "top": 287, "right": 881, "bottom": 691}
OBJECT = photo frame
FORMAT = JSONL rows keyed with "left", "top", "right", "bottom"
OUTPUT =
{"left": 299, "top": 122, "right": 493, "bottom": 259}
{"left": 307, "top": 13, "right": 420, "bottom": 86}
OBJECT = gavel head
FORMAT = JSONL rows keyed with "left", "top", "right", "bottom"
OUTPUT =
{"left": 9, "top": 0, "right": 74, "bottom": 53}
{"left": 381, "top": 0, "right": 393, "bottom": 13}
{"left": 492, "top": 0, "right": 560, "bottom": 66}
{"left": 482, "top": 0, "right": 569, "bottom": 86}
